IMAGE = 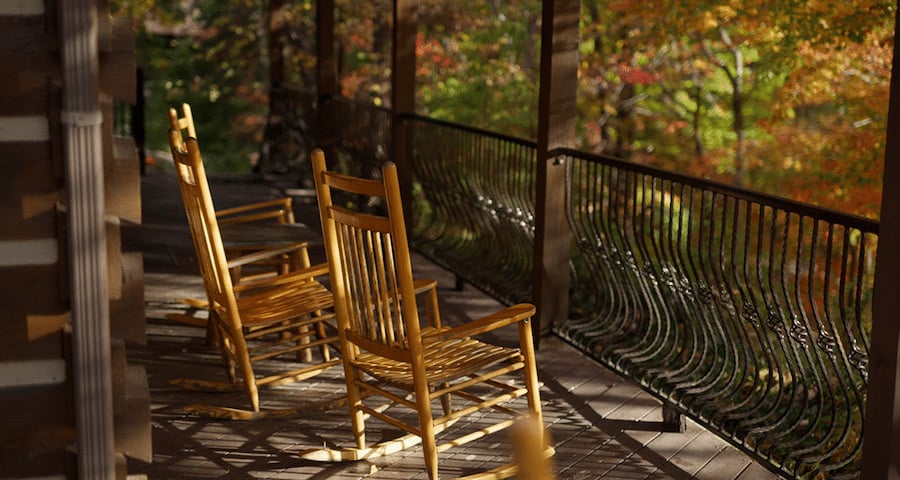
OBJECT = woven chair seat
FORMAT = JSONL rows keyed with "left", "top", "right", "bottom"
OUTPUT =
{"left": 354, "top": 334, "right": 522, "bottom": 388}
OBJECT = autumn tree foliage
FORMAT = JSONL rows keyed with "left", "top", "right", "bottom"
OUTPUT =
{"left": 332, "top": 0, "right": 542, "bottom": 139}
{"left": 407, "top": 0, "right": 893, "bottom": 218}
{"left": 763, "top": 17, "right": 892, "bottom": 219}
{"left": 576, "top": 1, "right": 893, "bottom": 219}
{"left": 114, "top": 0, "right": 284, "bottom": 171}
{"left": 415, "top": 0, "right": 542, "bottom": 138}
{"left": 118, "top": 0, "right": 893, "bottom": 218}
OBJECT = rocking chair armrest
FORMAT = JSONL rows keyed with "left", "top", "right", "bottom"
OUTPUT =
{"left": 216, "top": 198, "right": 293, "bottom": 224}
{"left": 225, "top": 241, "right": 310, "bottom": 269}
{"left": 412, "top": 278, "right": 437, "bottom": 294}
{"left": 422, "top": 303, "right": 535, "bottom": 342}
{"left": 233, "top": 262, "right": 329, "bottom": 292}
{"left": 412, "top": 278, "right": 441, "bottom": 329}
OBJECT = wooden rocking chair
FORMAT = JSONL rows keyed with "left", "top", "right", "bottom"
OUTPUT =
{"left": 165, "top": 130, "right": 342, "bottom": 420}
{"left": 169, "top": 103, "right": 293, "bottom": 225}
{"left": 167, "top": 103, "right": 302, "bottom": 334}
{"left": 303, "top": 148, "right": 549, "bottom": 479}
{"left": 169, "top": 102, "right": 299, "bottom": 277}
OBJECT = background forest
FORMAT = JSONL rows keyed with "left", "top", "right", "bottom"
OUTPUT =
{"left": 115, "top": 0, "right": 894, "bottom": 219}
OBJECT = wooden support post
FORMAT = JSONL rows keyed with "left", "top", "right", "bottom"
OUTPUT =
{"left": 263, "top": 0, "right": 288, "bottom": 173}
{"left": 861, "top": 4, "right": 900, "bottom": 479}
{"left": 59, "top": 0, "right": 115, "bottom": 478}
{"left": 268, "top": 0, "right": 287, "bottom": 91}
{"left": 391, "top": 0, "right": 417, "bottom": 221}
{"left": 533, "top": 0, "right": 580, "bottom": 345}
{"left": 661, "top": 403, "right": 686, "bottom": 433}
{"left": 316, "top": 0, "right": 337, "bottom": 98}
{"left": 316, "top": 0, "right": 338, "bottom": 155}
{"left": 134, "top": 68, "right": 146, "bottom": 175}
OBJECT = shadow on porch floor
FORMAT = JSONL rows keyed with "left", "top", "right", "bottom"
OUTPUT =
{"left": 126, "top": 171, "right": 779, "bottom": 480}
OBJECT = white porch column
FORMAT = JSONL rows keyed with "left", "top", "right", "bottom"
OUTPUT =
{"left": 59, "top": 1, "right": 115, "bottom": 478}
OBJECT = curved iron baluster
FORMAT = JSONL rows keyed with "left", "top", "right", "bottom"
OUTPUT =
{"left": 558, "top": 150, "right": 875, "bottom": 479}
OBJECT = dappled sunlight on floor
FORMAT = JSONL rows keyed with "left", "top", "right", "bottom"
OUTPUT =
{"left": 128, "top": 172, "right": 776, "bottom": 479}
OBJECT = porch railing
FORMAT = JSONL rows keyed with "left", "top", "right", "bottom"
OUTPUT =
{"left": 557, "top": 148, "right": 876, "bottom": 479}
{"left": 301, "top": 92, "right": 876, "bottom": 479}
{"left": 407, "top": 116, "right": 537, "bottom": 305}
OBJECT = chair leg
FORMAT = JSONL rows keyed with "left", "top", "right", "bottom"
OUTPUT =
{"left": 418, "top": 415, "right": 439, "bottom": 479}
{"left": 205, "top": 307, "right": 217, "bottom": 345}
{"left": 345, "top": 374, "right": 368, "bottom": 449}
{"left": 315, "top": 318, "right": 331, "bottom": 362}
{"left": 246, "top": 382, "right": 260, "bottom": 413}
{"left": 414, "top": 380, "right": 439, "bottom": 480}
{"left": 439, "top": 382, "right": 452, "bottom": 415}
{"left": 232, "top": 335, "right": 260, "bottom": 412}
{"left": 221, "top": 339, "right": 237, "bottom": 383}
{"left": 211, "top": 316, "right": 237, "bottom": 384}
{"left": 297, "top": 322, "right": 313, "bottom": 362}
{"left": 518, "top": 320, "right": 544, "bottom": 437}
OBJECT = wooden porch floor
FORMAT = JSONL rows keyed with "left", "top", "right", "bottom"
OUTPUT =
{"left": 125, "top": 171, "right": 782, "bottom": 480}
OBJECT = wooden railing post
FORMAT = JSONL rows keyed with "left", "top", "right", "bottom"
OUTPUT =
{"left": 861, "top": 4, "right": 900, "bottom": 479}
{"left": 392, "top": 0, "right": 417, "bottom": 221}
{"left": 533, "top": 0, "right": 580, "bottom": 345}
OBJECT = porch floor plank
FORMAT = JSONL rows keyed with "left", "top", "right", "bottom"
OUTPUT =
{"left": 692, "top": 443, "right": 755, "bottom": 480}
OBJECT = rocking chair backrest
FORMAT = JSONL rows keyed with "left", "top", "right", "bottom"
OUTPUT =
{"left": 168, "top": 102, "right": 198, "bottom": 138}
{"left": 312, "top": 150, "right": 423, "bottom": 359}
{"left": 167, "top": 130, "right": 241, "bottom": 330}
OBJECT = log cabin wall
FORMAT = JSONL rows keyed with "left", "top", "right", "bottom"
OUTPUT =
{"left": 0, "top": 1, "right": 149, "bottom": 478}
